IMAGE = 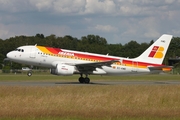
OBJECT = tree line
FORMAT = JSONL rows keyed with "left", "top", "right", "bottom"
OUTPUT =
{"left": 0, "top": 34, "right": 180, "bottom": 70}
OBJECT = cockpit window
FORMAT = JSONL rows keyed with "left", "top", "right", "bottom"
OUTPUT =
{"left": 15, "top": 49, "right": 24, "bottom": 52}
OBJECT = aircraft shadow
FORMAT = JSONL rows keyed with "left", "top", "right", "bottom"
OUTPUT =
{"left": 55, "top": 82, "right": 110, "bottom": 85}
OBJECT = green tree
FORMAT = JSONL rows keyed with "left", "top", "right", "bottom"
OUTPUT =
{"left": 167, "top": 37, "right": 180, "bottom": 58}
{"left": 2, "top": 65, "right": 11, "bottom": 73}
{"left": 35, "top": 33, "right": 44, "bottom": 39}
{"left": 121, "top": 41, "right": 141, "bottom": 58}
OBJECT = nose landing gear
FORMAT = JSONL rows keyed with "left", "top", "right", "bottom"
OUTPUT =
{"left": 27, "top": 71, "right": 32, "bottom": 77}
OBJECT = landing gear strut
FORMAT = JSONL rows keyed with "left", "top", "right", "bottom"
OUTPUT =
{"left": 78, "top": 74, "right": 90, "bottom": 84}
{"left": 27, "top": 66, "right": 33, "bottom": 77}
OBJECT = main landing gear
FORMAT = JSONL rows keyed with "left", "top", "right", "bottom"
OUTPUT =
{"left": 78, "top": 74, "right": 90, "bottom": 84}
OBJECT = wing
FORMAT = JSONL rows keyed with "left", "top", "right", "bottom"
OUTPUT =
{"left": 69, "top": 60, "right": 119, "bottom": 73}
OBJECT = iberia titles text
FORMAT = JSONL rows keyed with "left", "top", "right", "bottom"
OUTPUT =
{"left": 58, "top": 51, "right": 74, "bottom": 56}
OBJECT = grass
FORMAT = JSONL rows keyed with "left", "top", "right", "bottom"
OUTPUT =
{"left": 0, "top": 85, "right": 180, "bottom": 120}
{"left": 0, "top": 74, "right": 180, "bottom": 119}
{"left": 0, "top": 73, "right": 180, "bottom": 81}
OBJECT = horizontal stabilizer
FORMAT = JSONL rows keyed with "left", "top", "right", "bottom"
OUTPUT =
{"left": 148, "top": 66, "right": 173, "bottom": 72}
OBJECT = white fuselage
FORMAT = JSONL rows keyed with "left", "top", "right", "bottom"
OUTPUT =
{"left": 7, "top": 45, "right": 151, "bottom": 75}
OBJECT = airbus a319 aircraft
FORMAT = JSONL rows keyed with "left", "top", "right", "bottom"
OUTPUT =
{"left": 7, "top": 34, "right": 173, "bottom": 83}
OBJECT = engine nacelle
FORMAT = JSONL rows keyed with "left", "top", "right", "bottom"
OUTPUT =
{"left": 50, "top": 64, "right": 75, "bottom": 76}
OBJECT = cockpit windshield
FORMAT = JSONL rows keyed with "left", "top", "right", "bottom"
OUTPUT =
{"left": 14, "top": 48, "right": 24, "bottom": 52}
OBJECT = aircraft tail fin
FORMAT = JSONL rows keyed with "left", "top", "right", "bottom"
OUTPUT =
{"left": 135, "top": 34, "right": 173, "bottom": 64}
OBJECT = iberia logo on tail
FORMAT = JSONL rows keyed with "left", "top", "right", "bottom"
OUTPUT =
{"left": 148, "top": 46, "right": 164, "bottom": 59}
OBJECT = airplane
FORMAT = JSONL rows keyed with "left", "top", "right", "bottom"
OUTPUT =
{"left": 6, "top": 34, "right": 173, "bottom": 83}
{"left": 22, "top": 67, "right": 32, "bottom": 71}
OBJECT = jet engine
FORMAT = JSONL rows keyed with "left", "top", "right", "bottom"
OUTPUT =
{"left": 50, "top": 64, "right": 75, "bottom": 76}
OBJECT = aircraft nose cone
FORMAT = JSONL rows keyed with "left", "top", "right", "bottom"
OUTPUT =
{"left": 6, "top": 52, "right": 10, "bottom": 58}
{"left": 6, "top": 52, "right": 13, "bottom": 59}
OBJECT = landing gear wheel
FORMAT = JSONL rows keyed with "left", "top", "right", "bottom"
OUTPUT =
{"left": 79, "top": 77, "right": 85, "bottom": 83}
{"left": 27, "top": 71, "right": 32, "bottom": 77}
{"left": 78, "top": 74, "right": 90, "bottom": 84}
{"left": 84, "top": 77, "right": 90, "bottom": 84}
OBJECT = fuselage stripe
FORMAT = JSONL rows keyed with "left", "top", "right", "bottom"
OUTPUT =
{"left": 36, "top": 46, "right": 163, "bottom": 69}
